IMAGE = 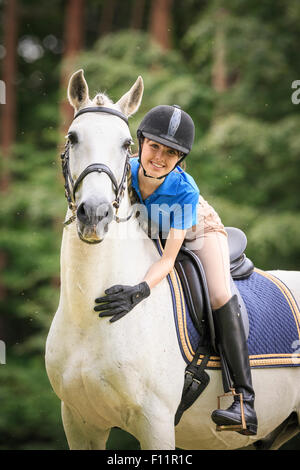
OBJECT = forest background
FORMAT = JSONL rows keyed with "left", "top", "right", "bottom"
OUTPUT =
{"left": 1, "top": 0, "right": 300, "bottom": 450}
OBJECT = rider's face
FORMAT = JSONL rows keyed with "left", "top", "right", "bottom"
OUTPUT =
{"left": 140, "top": 138, "right": 181, "bottom": 178}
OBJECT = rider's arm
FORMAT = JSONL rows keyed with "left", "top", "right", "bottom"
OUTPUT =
{"left": 95, "top": 228, "right": 187, "bottom": 322}
{"left": 142, "top": 227, "right": 187, "bottom": 289}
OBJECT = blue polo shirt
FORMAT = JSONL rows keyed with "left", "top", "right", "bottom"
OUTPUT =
{"left": 130, "top": 157, "right": 199, "bottom": 237}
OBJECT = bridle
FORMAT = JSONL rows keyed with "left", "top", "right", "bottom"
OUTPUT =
{"left": 60, "top": 106, "right": 132, "bottom": 226}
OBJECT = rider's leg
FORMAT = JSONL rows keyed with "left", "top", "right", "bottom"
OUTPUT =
{"left": 210, "top": 295, "right": 258, "bottom": 435}
{"left": 185, "top": 198, "right": 257, "bottom": 435}
{"left": 188, "top": 230, "right": 232, "bottom": 310}
{"left": 185, "top": 196, "right": 232, "bottom": 309}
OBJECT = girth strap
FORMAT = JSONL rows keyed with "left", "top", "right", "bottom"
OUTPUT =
{"left": 175, "top": 344, "right": 211, "bottom": 426}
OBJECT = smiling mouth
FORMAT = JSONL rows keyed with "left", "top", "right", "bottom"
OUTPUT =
{"left": 150, "top": 161, "right": 165, "bottom": 169}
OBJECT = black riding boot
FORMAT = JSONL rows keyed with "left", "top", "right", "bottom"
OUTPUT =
{"left": 211, "top": 295, "right": 258, "bottom": 436}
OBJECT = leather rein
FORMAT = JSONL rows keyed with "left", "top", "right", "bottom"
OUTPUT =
{"left": 60, "top": 106, "right": 132, "bottom": 226}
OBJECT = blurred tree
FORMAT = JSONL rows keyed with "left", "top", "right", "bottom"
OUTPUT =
{"left": 183, "top": 0, "right": 300, "bottom": 230}
{"left": 149, "top": 0, "right": 173, "bottom": 49}
{"left": 0, "top": 0, "right": 66, "bottom": 451}
{"left": 60, "top": 0, "right": 86, "bottom": 132}
{"left": 1, "top": 0, "right": 18, "bottom": 190}
{"left": 74, "top": 29, "right": 210, "bottom": 147}
{"left": 99, "top": 0, "right": 116, "bottom": 37}
{"left": 130, "top": 0, "right": 146, "bottom": 30}
{"left": 192, "top": 114, "right": 300, "bottom": 212}
{"left": 0, "top": 0, "right": 19, "bottom": 344}
{"left": 211, "top": 7, "right": 228, "bottom": 93}
{"left": 183, "top": 0, "right": 300, "bottom": 121}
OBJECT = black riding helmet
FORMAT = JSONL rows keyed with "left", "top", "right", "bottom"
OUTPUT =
{"left": 136, "top": 105, "right": 195, "bottom": 180}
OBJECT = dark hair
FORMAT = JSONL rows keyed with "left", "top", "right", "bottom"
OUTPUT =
{"left": 179, "top": 160, "right": 186, "bottom": 171}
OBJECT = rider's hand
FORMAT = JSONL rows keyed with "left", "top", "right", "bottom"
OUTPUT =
{"left": 94, "top": 281, "right": 151, "bottom": 322}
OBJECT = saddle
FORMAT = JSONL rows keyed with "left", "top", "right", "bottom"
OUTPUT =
{"left": 173, "top": 226, "right": 254, "bottom": 425}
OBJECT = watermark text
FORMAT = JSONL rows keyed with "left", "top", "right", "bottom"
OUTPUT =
{"left": 0, "top": 340, "right": 6, "bottom": 364}
{"left": 0, "top": 80, "right": 5, "bottom": 104}
{"left": 291, "top": 80, "right": 300, "bottom": 104}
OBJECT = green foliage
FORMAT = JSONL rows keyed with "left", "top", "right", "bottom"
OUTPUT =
{"left": 0, "top": 357, "right": 68, "bottom": 450}
{"left": 107, "top": 428, "right": 140, "bottom": 450}
{"left": 0, "top": 138, "right": 63, "bottom": 449}
{"left": 0, "top": 138, "right": 63, "bottom": 322}
{"left": 192, "top": 114, "right": 300, "bottom": 211}
{"left": 183, "top": 0, "right": 300, "bottom": 121}
{"left": 73, "top": 30, "right": 214, "bottom": 154}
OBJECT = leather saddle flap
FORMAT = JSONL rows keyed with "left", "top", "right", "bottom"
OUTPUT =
{"left": 174, "top": 227, "right": 253, "bottom": 350}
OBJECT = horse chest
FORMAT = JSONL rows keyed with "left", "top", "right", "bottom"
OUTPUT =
{"left": 46, "top": 314, "right": 148, "bottom": 424}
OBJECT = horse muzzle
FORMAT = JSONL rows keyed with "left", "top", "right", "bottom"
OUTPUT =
{"left": 76, "top": 197, "right": 113, "bottom": 244}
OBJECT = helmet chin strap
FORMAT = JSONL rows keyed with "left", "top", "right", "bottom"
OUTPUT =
{"left": 140, "top": 161, "right": 168, "bottom": 180}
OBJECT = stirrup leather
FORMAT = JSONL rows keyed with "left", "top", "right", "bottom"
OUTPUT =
{"left": 215, "top": 388, "right": 247, "bottom": 432}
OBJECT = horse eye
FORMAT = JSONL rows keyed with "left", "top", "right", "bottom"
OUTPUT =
{"left": 123, "top": 139, "right": 133, "bottom": 150}
{"left": 66, "top": 131, "right": 78, "bottom": 145}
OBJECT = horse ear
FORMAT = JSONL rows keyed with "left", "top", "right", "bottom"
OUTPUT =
{"left": 68, "top": 69, "right": 90, "bottom": 111}
{"left": 116, "top": 76, "right": 144, "bottom": 117}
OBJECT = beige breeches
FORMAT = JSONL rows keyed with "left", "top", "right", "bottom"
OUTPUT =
{"left": 185, "top": 196, "right": 232, "bottom": 310}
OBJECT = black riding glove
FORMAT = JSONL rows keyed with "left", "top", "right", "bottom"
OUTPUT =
{"left": 94, "top": 281, "right": 151, "bottom": 323}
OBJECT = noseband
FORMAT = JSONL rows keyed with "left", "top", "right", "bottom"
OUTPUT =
{"left": 60, "top": 106, "right": 132, "bottom": 226}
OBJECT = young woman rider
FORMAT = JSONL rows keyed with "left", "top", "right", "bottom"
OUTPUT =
{"left": 94, "top": 105, "right": 258, "bottom": 436}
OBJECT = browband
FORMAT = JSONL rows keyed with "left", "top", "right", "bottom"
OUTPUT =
{"left": 73, "top": 106, "right": 129, "bottom": 126}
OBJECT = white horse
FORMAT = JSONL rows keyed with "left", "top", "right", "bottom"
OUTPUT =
{"left": 46, "top": 70, "right": 300, "bottom": 450}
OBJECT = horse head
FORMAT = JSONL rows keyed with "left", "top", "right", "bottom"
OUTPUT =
{"left": 65, "top": 69, "right": 144, "bottom": 244}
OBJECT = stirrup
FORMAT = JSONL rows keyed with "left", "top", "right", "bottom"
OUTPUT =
{"left": 215, "top": 388, "right": 247, "bottom": 432}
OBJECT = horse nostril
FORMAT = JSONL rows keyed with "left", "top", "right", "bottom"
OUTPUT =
{"left": 77, "top": 202, "right": 88, "bottom": 224}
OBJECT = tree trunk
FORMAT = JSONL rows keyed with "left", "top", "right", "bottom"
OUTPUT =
{"left": 99, "top": 0, "right": 116, "bottom": 37}
{"left": 130, "top": 0, "right": 146, "bottom": 30}
{"left": 212, "top": 8, "right": 228, "bottom": 92}
{"left": 0, "top": 0, "right": 18, "bottom": 341}
{"left": 149, "top": 0, "right": 173, "bottom": 50}
{"left": 0, "top": 0, "right": 18, "bottom": 192}
{"left": 60, "top": 0, "right": 85, "bottom": 133}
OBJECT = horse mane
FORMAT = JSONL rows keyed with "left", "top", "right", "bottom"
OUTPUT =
{"left": 92, "top": 92, "right": 113, "bottom": 107}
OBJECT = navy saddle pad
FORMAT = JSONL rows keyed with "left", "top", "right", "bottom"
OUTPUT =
{"left": 166, "top": 262, "right": 300, "bottom": 369}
